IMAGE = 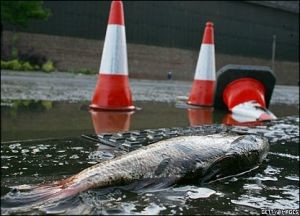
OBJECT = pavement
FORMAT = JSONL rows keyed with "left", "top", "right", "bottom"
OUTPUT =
{"left": 1, "top": 70, "right": 299, "bottom": 106}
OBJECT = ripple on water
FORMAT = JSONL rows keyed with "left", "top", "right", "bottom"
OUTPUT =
{"left": 8, "top": 143, "right": 21, "bottom": 150}
{"left": 185, "top": 187, "right": 216, "bottom": 199}
{"left": 268, "top": 152, "right": 299, "bottom": 161}
{"left": 247, "top": 174, "right": 278, "bottom": 182}
{"left": 263, "top": 165, "right": 283, "bottom": 175}
{"left": 232, "top": 185, "right": 299, "bottom": 210}
{"left": 1, "top": 116, "right": 299, "bottom": 215}
{"left": 138, "top": 202, "right": 166, "bottom": 215}
{"left": 284, "top": 175, "right": 299, "bottom": 181}
{"left": 88, "top": 151, "right": 115, "bottom": 162}
{"left": 243, "top": 184, "right": 263, "bottom": 191}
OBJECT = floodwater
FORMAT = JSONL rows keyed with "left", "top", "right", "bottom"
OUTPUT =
{"left": 1, "top": 100, "right": 299, "bottom": 142}
{"left": 1, "top": 100, "right": 299, "bottom": 215}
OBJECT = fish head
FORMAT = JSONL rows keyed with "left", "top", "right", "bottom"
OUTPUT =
{"left": 200, "top": 135, "right": 269, "bottom": 183}
{"left": 227, "top": 135, "right": 269, "bottom": 163}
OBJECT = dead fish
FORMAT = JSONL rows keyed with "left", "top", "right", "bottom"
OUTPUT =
{"left": 1, "top": 134, "right": 269, "bottom": 211}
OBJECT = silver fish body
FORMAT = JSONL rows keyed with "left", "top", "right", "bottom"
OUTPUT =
{"left": 2, "top": 134, "right": 269, "bottom": 211}
{"left": 61, "top": 134, "right": 269, "bottom": 192}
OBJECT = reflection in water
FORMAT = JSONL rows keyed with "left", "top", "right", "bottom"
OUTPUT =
{"left": 187, "top": 107, "right": 213, "bottom": 126}
{"left": 1, "top": 116, "right": 299, "bottom": 215}
{"left": 2, "top": 100, "right": 298, "bottom": 142}
{"left": 188, "top": 107, "right": 276, "bottom": 127}
{"left": 4, "top": 100, "right": 53, "bottom": 118}
{"left": 90, "top": 110, "right": 134, "bottom": 134}
{"left": 222, "top": 113, "right": 265, "bottom": 126}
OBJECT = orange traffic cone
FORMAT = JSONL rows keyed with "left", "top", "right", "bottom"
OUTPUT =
{"left": 90, "top": 110, "right": 133, "bottom": 134}
{"left": 214, "top": 65, "right": 277, "bottom": 121}
{"left": 187, "top": 21, "right": 216, "bottom": 107}
{"left": 90, "top": 1, "right": 135, "bottom": 111}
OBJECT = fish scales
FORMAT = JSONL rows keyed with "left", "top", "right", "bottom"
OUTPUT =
{"left": 60, "top": 134, "right": 267, "bottom": 190}
{"left": 1, "top": 134, "right": 269, "bottom": 212}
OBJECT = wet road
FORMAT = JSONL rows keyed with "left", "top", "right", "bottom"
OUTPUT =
{"left": 1, "top": 70, "right": 299, "bottom": 215}
{"left": 1, "top": 70, "right": 299, "bottom": 105}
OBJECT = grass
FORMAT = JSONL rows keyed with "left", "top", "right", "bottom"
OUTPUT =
{"left": 1, "top": 59, "right": 55, "bottom": 73}
{"left": 1, "top": 59, "right": 98, "bottom": 75}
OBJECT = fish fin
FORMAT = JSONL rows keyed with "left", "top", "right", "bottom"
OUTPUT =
{"left": 201, "top": 153, "right": 256, "bottom": 184}
{"left": 199, "top": 166, "right": 222, "bottom": 185}
{"left": 200, "top": 155, "right": 237, "bottom": 184}
{"left": 1, "top": 181, "right": 81, "bottom": 211}
{"left": 122, "top": 177, "right": 178, "bottom": 193}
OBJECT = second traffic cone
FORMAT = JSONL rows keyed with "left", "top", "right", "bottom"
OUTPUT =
{"left": 90, "top": 1, "right": 135, "bottom": 111}
{"left": 187, "top": 21, "right": 216, "bottom": 107}
{"left": 214, "top": 65, "right": 277, "bottom": 121}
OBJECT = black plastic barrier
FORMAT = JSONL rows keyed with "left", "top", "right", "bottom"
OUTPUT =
{"left": 214, "top": 64, "right": 276, "bottom": 110}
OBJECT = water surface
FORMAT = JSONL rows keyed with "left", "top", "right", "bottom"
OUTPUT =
{"left": 1, "top": 100, "right": 299, "bottom": 215}
{"left": 1, "top": 100, "right": 298, "bottom": 142}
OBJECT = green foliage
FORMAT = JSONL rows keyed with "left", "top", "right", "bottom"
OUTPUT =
{"left": 1, "top": 1, "right": 51, "bottom": 27}
{"left": 1, "top": 59, "right": 55, "bottom": 72}
{"left": 22, "top": 62, "right": 34, "bottom": 71}
{"left": 6, "top": 59, "right": 22, "bottom": 70}
{"left": 41, "top": 60, "right": 55, "bottom": 72}
{"left": 3, "top": 99, "right": 54, "bottom": 117}
{"left": 1, "top": 60, "right": 9, "bottom": 68}
{"left": 2, "top": 59, "right": 22, "bottom": 70}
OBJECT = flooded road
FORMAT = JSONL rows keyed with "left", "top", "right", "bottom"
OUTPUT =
{"left": 1, "top": 70, "right": 299, "bottom": 215}
{"left": 1, "top": 99, "right": 299, "bottom": 215}
{"left": 1, "top": 100, "right": 299, "bottom": 142}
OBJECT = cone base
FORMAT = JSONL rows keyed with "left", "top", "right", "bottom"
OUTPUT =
{"left": 89, "top": 104, "right": 136, "bottom": 112}
{"left": 187, "top": 80, "right": 215, "bottom": 107}
{"left": 186, "top": 102, "right": 214, "bottom": 107}
{"left": 90, "top": 74, "right": 135, "bottom": 111}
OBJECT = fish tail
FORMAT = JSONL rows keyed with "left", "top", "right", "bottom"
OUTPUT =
{"left": 1, "top": 181, "right": 82, "bottom": 210}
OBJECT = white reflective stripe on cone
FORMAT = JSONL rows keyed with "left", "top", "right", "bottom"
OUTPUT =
{"left": 194, "top": 44, "right": 215, "bottom": 80}
{"left": 231, "top": 101, "right": 277, "bottom": 121}
{"left": 100, "top": 25, "right": 128, "bottom": 75}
